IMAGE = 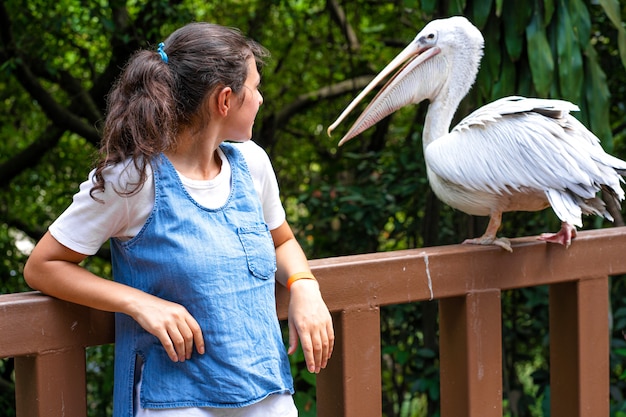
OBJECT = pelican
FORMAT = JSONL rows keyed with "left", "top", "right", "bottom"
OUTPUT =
{"left": 328, "top": 16, "right": 626, "bottom": 252}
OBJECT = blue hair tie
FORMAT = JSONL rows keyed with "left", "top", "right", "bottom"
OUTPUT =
{"left": 157, "top": 42, "right": 168, "bottom": 63}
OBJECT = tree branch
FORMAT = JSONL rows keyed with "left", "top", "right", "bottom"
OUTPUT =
{"left": 275, "top": 75, "right": 374, "bottom": 127}
{"left": 24, "top": 56, "right": 103, "bottom": 126}
{"left": 256, "top": 75, "right": 374, "bottom": 149}
{"left": 0, "top": 124, "right": 64, "bottom": 190}
{"left": 0, "top": 1, "right": 100, "bottom": 143}
{"left": 327, "top": 0, "right": 360, "bottom": 52}
{"left": 12, "top": 60, "right": 101, "bottom": 143}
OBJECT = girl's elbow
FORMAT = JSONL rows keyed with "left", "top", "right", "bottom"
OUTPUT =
{"left": 23, "top": 258, "right": 40, "bottom": 290}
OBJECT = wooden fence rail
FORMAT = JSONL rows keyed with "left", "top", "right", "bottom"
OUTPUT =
{"left": 2, "top": 227, "right": 625, "bottom": 416}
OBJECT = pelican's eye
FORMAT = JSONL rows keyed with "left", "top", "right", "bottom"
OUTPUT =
{"left": 419, "top": 31, "right": 437, "bottom": 44}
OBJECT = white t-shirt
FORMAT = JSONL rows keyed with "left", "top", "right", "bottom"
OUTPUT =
{"left": 49, "top": 141, "right": 286, "bottom": 255}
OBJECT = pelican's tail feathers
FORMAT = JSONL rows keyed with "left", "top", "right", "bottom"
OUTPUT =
{"left": 600, "top": 184, "right": 623, "bottom": 202}
{"left": 578, "top": 195, "right": 613, "bottom": 222}
{"left": 545, "top": 188, "right": 583, "bottom": 227}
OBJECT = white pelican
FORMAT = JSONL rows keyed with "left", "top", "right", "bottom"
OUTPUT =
{"left": 328, "top": 16, "right": 626, "bottom": 252}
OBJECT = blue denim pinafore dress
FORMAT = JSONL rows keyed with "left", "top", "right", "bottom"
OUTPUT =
{"left": 110, "top": 143, "right": 293, "bottom": 416}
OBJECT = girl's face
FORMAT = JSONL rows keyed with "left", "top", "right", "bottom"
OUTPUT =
{"left": 222, "top": 58, "right": 263, "bottom": 142}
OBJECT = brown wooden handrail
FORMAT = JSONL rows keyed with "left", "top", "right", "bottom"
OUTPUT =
{"left": 2, "top": 227, "right": 625, "bottom": 416}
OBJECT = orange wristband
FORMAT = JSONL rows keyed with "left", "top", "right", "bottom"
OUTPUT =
{"left": 286, "top": 272, "right": 317, "bottom": 291}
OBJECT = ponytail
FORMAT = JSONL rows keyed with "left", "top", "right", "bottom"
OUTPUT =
{"left": 91, "top": 49, "right": 176, "bottom": 199}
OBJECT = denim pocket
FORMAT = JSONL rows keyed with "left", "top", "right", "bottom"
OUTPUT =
{"left": 238, "top": 224, "right": 277, "bottom": 280}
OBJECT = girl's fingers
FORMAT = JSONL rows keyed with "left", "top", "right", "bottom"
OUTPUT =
{"left": 324, "top": 322, "right": 335, "bottom": 367}
{"left": 158, "top": 329, "right": 180, "bottom": 362}
{"left": 176, "top": 326, "right": 193, "bottom": 361}
{"left": 300, "top": 333, "right": 317, "bottom": 373}
{"left": 316, "top": 329, "right": 333, "bottom": 371}
{"left": 170, "top": 317, "right": 204, "bottom": 361}
{"left": 311, "top": 334, "right": 323, "bottom": 372}
{"left": 144, "top": 306, "right": 205, "bottom": 362}
{"left": 300, "top": 327, "right": 333, "bottom": 373}
{"left": 187, "top": 316, "right": 205, "bottom": 355}
{"left": 287, "top": 320, "right": 299, "bottom": 355}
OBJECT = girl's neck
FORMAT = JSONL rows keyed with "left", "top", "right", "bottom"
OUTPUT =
{"left": 165, "top": 128, "right": 223, "bottom": 181}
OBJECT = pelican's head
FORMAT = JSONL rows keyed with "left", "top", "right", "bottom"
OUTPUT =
{"left": 327, "top": 16, "right": 484, "bottom": 146}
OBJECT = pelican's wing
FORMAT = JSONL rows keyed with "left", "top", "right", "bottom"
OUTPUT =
{"left": 425, "top": 97, "right": 626, "bottom": 222}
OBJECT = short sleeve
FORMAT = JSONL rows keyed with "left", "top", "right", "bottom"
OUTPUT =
{"left": 234, "top": 141, "right": 286, "bottom": 230}
{"left": 49, "top": 161, "right": 154, "bottom": 255}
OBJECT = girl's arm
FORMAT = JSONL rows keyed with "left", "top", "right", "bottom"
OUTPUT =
{"left": 271, "top": 221, "right": 334, "bottom": 373}
{"left": 23, "top": 232, "right": 205, "bottom": 363}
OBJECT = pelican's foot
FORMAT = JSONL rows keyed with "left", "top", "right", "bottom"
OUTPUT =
{"left": 463, "top": 236, "right": 512, "bottom": 252}
{"left": 538, "top": 223, "right": 577, "bottom": 248}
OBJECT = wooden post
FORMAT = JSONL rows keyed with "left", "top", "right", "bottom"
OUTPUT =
{"left": 316, "top": 307, "right": 382, "bottom": 417}
{"left": 550, "top": 278, "right": 609, "bottom": 417}
{"left": 439, "top": 290, "right": 503, "bottom": 417}
{"left": 15, "top": 348, "right": 87, "bottom": 417}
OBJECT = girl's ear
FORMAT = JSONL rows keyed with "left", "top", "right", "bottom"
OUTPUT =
{"left": 214, "top": 86, "right": 233, "bottom": 117}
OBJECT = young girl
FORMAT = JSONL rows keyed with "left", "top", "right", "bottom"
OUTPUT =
{"left": 24, "top": 22, "right": 334, "bottom": 417}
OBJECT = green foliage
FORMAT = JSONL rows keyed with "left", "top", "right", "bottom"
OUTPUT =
{"left": 1, "top": 0, "right": 626, "bottom": 416}
{"left": 288, "top": 342, "right": 318, "bottom": 417}
{"left": 381, "top": 303, "right": 439, "bottom": 417}
{"left": 86, "top": 345, "right": 115, "bottom": 417}
{"left": 526, "top": 9, "right": 554, "bottom": 96}
{"left": 598, "top": 0, "right": 626, "bottom": 68}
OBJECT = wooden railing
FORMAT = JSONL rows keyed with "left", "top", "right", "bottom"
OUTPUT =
{"left": 2, "top": 227, "right": 625, "bottom": 417}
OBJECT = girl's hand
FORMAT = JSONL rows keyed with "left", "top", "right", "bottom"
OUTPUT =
{"left": 24, "top": 232, "right": 204, "bottom": 363}
{"left": 129, "top": 296, "right": 205, "bottom": 363}
{"left": 287, "top": 279, "right": 334, "bottom": 373}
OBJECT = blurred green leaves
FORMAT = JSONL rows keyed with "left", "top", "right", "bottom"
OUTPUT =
{"left": 526, "top": 9, "right": 554, "bottom": 96}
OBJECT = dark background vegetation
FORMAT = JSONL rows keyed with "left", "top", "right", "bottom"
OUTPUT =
{"left": 1, "top": 0, "right": 626, "bottom": 416}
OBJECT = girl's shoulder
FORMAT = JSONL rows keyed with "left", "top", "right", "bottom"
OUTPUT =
{"left": 49, "top": 158, "right": 155, "bottom": 255}
{"left": 225, "top": 141, "right": 273, "bottom": 179}
{"left": 94, "top": 157, "right": 153, "bottom": 195}
{"left": 226, "top": 140, "right": 270, "bottom": 161}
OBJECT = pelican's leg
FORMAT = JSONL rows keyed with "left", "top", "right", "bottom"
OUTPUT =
{"left": 538, "top": 222, "right": 577, "bottom": 248}
{"left": 462, "top": 212, "right": 512, "bottom": 252}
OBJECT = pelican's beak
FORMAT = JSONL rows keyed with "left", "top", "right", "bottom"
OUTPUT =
{"left": 327, "top": 40, "right": 440, "bottom": 146}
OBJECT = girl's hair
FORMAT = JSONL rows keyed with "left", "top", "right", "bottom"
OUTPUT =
{"left": 90, "top": 23, "right": 269, "bottom": 200}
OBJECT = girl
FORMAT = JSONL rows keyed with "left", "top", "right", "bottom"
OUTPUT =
{"left": 24, "top": 22, "right": 334, "bottom": 417}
